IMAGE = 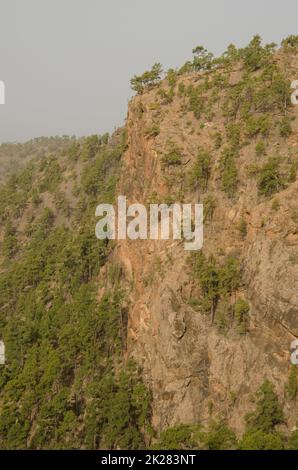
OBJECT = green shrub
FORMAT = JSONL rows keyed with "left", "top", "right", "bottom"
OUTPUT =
{"left": 178, "top": 82, "right": 186, "bottom": 96}
{"left": 219, "top": 256, "right": 241, "bottom": 295}
{"left": 226, "top": 123, "right": 241, "bottom": 150}
{"left": 188, "top": 148, "right": 212, "bottom": 191}
{"left": 192, "top": 45, "right": 214, "bottom": 71}
{"left": 38, "top": 158, "right": 62, "bottom": 194}
{"left": 3, "top": 222, "right": 18, "bottom": 259}
{"left": 211, "top": 131, "right": 223, "bottom": 150}
{"left": 203, "top": 194, "right": 217, "bottom": 224}
{"left": 152, "top": 424, "right": 199, "bottom": 450}
{"left": 166, "top": 68, "right": 178, "bottom": 87}
{"left": 288, "top": 427, "right": 298, "bottom": 449}
{"left": 191, "top": 253, "right": 241, "bottom": 323}
{"left": 239, "top": 429, "right": 284, "bottom": 450}
{"left": 214, "top": 300, "right": 230, "bottom": 332}
{"left": 192, "top": 252, "right": 220, "bottom": 319}
{"left": 204, "top": 421, "right": 237, "bottom": 450}
{"left": 282, "top": 35, "right": 298, "bottom": 49}
{"left": 257, "top": 157, "right": 284, "bottom": 197}
{"left": 157, "top": 86, "right": 175, "bottom": 104}
{"left": 255, "top": 140, "right": 266, "bottom": 157}
{"left": 241, "top": 35, "right": 276, "bottom": 72}
{"left": 130, "top": 63, "right": 163, "bottom": 94}
{"left": 245, "top": 114, "right": 271, "bottom": 138}
{"left": 236, "top": 218, "right": 247, "bottom": 238}
{"left": 81, "top": 134, "right": 101, "bottom": 160}
{"left": 234, "top": 298, "right": 250, "bottom": 334}
{"left": 187, "top": 85, "right": 205, "bottom": 119}
{"left": 145, "top": 123, "right": 160, "bottom": 138}
{"left": 161, "top": 142, "right": 182, "bottom": 167}
{"left": 219, "top": 147, "right": 238, "bottom": 198}
{"left": 245, "top": 380, "right": 284, "bottom": 433}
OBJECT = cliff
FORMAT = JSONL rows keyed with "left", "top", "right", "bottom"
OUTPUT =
{"left": 1, "top": 37, "right": 298, "bottom": 449}
{"left": 112, "top": 45, "right": 298, "bottom": 434}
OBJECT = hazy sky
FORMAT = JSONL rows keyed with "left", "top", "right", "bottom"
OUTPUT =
{"left": 0, "top": 0, "right": 297, "bottom": 142}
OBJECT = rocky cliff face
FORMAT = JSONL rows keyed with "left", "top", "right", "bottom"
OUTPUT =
{"left": 1, "top": 39, "right": 298, "bottom": 449}
{"left": 113, "top": 49, "right": 298, "bottom": 433}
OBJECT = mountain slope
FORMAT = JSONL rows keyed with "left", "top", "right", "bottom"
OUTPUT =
{"left": 0, "top": 132, "right": 153, "bottom": 449}
{"left": 1, "top": 35, "right": 298, "bottom": 450}
{"left": 115, "top": 37, "right": 298, "bottom": 436}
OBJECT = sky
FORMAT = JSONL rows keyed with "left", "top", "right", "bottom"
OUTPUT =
{"left": 0, "top": 0, "right": 297, "bottom": 142}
